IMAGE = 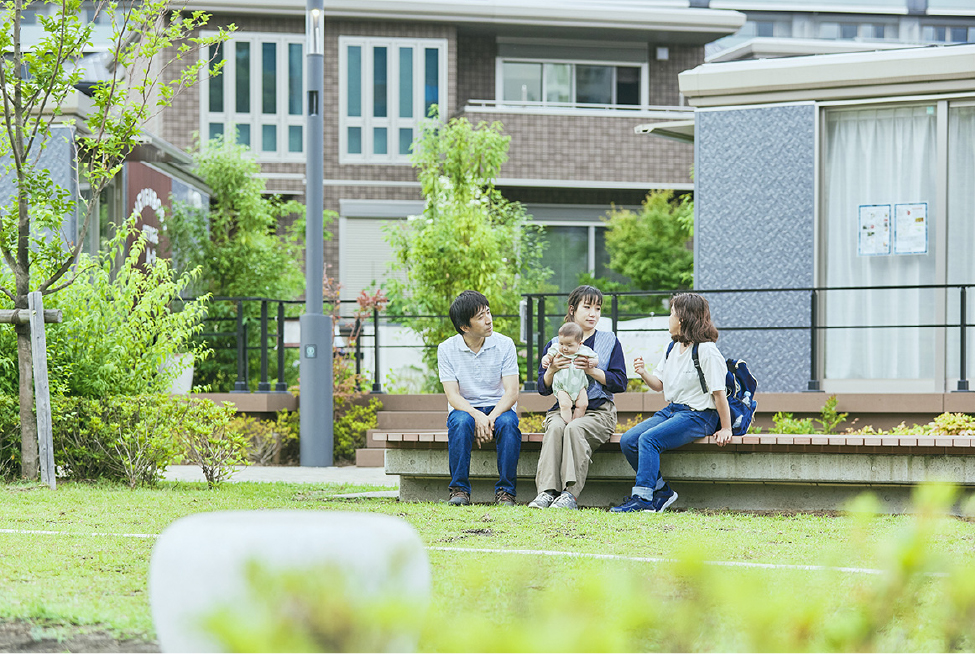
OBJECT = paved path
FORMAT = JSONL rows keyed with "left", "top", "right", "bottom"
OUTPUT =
{"left": 165, "top": 465, "right": 399, "bottom": 487}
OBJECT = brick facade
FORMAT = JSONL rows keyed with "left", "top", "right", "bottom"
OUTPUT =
{"left": 154, "top": 14, "right": 703, "bottom": 291}
{"left": 462, "top": 111, "right": 693, "bottom": 186}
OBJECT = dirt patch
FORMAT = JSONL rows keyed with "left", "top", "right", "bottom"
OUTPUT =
{"left": 0, "top": 621, "right": 158, "bottom": 653}
{"left": 461, "top": 528, "right": 495, "bottom": 537}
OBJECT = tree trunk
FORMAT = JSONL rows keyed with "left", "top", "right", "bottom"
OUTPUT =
{"left": 16, "top": 322, "right": 37, "bottom": 479}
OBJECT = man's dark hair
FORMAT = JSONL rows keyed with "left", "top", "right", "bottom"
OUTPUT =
{"left": 449, "top": 290, "right": 490, "bottom": 335}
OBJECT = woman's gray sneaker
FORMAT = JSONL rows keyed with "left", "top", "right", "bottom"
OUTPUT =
{"left": 527, "top": 490, "right": 558, "bottom": 508}
{"left": 550, "top": 491, "right": 578, "bottom": 509}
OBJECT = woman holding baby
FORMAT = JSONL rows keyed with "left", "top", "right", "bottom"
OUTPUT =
{"left": 528, "top": 285, "right": 627, "bottom": 509}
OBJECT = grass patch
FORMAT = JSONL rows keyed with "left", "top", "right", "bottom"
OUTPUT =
{"left": 1, "top": 481, "right": 975, "bottom": 650}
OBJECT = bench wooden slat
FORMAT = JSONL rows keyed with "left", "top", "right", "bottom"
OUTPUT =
{"left": 373, "top": 431, "right": 975, "bottom": 450}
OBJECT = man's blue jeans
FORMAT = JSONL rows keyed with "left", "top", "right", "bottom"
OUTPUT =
{"left": 447, "top": 407, "right": 521, "bottom": 496}
{"left": 618, "top": 403, "right": 719, "bottom": 499}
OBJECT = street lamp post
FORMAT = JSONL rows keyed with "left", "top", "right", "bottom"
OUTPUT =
{"left": 299, "top": 0, "right": 333, "bottom": 467}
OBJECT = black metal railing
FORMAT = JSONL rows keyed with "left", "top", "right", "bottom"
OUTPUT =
{"left": 183, "top": 284, "right": 974, "bottom": 394}
{"left": 523, "top": 283, "right": 973, "bottom": 393}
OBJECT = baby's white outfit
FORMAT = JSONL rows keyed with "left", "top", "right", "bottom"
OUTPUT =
{"left": 547, "top": 343, "right": 598, "bottom": 398}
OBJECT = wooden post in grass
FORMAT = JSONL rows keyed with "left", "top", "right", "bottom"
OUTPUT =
{"left": 28, "top": 292, "right": 56, "bottom": 489}
{"left": 0, "top": 296, "right": 62, "bottom": 489}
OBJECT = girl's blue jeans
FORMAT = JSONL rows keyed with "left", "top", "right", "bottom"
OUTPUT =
{"left": 619, "top": 403, "right": 719, "bottom": 499}
{"left": 447, "top": 407, "right": 521, "bottom": 496}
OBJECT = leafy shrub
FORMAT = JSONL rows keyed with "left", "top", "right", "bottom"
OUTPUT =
{"left": 230, "top": 413, "right": 299, "bottom": 466}
{"left": 0, "top": 220, "right": 209, "bottom": 398}
{"left": 334, "top": 397, "right": 383, "bottom": 463}
{"left": 0, "top": 395, "right": 185, "bottom": 485}
{"left": 165, "top": 136, "right": 323, "bottom": 392}
{"left": 519, "top": 413, "right": 546, "bottom": 433}
{"left": 0, "top": 395, "right": 246, "bottom": 486}
{"left": 617, "top": 413, "right": 646, "bottom": 433}
{"left": 0, "top": 395, "right": 20, "bottom": 478}
{"left": 816, "top": 394, "right": 848, "bottom": 434}
{"left": 178, "top": 399, "right": 247, "bottom": 487}
{"left": 772, "top": 411, "right": 817, "bottom": 434}
{"left": 932, "top": 412, "right": 975, "bottom": 435}
{"left": 54, "top": 395, "right": 184, "bottom": 487}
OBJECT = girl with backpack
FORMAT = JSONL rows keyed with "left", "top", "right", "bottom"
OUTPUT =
{"left": 612, "top": 293, "right": 732, "bottom": 513}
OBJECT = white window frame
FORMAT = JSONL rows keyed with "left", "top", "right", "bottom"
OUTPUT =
{"left": 495, "top": 57, "right": 649, "bottom": 111}
{"left": 200, "top": 31, "right": 306, "bottom": 163}
{"left": 338, "top": 36, "right": 448, "bottom": 165}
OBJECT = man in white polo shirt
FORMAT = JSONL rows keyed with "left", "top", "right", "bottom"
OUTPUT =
{"left": 438, "top": 290, "right": 521, "bottom": 506}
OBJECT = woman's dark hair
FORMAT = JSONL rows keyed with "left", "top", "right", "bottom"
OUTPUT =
{"left": 671, "top": 293, "right": 719, "bottom": 344}
{"left": 565, "top": 285, "right": 603, "bottom": 323}
{"left": 449, "top": 290, "right": 490, "bottom": 335}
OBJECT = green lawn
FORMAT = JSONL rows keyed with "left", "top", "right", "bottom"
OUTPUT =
{"left": 2, "top": 480, "right": 974, "bottom": 651}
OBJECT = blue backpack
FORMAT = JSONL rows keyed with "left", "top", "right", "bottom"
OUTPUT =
{"left": 665, "top": 342, "right": 758, "bottom": 436}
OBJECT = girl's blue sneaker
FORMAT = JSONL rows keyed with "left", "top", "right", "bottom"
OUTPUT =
{"left": 609, "top": 495, "right": 655, "bottom": 512}
{"left": 650, "top": 484, "right": 679, "bottom": 512}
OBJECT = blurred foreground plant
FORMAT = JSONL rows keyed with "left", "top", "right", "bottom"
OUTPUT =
{"left": 198, "top": 484, "right": 975, "bottom": 652}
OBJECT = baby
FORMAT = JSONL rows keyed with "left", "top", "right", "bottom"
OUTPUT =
{"left": 547, "top": 322, "right": 598, "bottom": 424}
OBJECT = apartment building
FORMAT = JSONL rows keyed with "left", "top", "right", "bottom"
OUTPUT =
{"left": 703, "top": 0, "right": 975, "bottom": 61}
{"left": 165, "top": 0, "right": 744, "bottom": 300}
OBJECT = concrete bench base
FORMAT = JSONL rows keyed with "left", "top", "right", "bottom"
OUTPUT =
{"left": 386, "top": 449, "right": 975, "bottom": 512}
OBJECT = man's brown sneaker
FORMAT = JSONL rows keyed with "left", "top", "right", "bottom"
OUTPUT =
{"left": 448, "top": 488, "right": 471, "bottom": 506}
{"left": 495, "top": 490, "right": 516, "bottom": 506}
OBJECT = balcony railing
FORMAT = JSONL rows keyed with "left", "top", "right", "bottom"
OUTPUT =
{"left": 464, "top": 99, "right": 694, "bottom": 119}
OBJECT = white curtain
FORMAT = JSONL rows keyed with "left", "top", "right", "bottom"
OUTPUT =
{"left": 823, "top": 106, "right": 938, "bottom": 380}
{"left": 947, "top": 105, "right": 975, "bottom": 381}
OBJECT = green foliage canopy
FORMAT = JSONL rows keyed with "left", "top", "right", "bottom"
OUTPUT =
{"left": 602, "top": 190, "right": 694, "bottom": 293}
{"left": 383, "top": 109, "right": 550, "bottom": 383}
{"left": 166, "top": 135, "right": 313, "bottom": 300}
{"left": 0, "top": 219, "right": 209, "bottom": 398}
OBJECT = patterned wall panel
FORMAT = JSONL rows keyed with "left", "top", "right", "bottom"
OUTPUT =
{"left": 696, "top": 104, "right": 816, "bottom": 392}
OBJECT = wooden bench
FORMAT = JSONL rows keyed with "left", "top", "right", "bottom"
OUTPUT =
{"left": 378, "top": 431, "right": 975, "bottom": 512}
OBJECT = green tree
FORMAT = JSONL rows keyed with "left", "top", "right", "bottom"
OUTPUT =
{"left": 0, "top": 0, "right": 231, "bottom": 477}
{"left": 587, "top": 190, "right": 694, "bottom": 316}
{"left": 383, "top": 109, "right": 550, "bottom": 389}
{"left": 165, "top": 136, "right": 328, "bottom": 391}
{"left": 603, "top": 190, "right": 694, "bottom": 292}
{"left": 166, "top": 136, "right": 310, "bottom": 299}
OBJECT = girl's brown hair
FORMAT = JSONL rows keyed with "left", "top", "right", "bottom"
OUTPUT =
{"left": 565, "top": 285, "right": 603, "bottom": 323}
{"left": 671, "top": 293, "right": 719, "bottom": 344}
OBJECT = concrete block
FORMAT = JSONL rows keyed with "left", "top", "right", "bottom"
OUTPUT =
{"left": 150, "top": 511, "right": 430, "bottom": 653}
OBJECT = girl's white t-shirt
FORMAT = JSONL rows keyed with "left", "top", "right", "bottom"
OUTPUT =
{"left": 653, "top": 341, "right": 726, "bottom": 411}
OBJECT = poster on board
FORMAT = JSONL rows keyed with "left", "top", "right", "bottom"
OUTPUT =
{"left": 857, "top": 204, "right": 891, "bottom": 256}
{"left": 893, "top": 202, "right": 928, "bottom": 255}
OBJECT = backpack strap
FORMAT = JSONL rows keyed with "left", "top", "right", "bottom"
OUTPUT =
{"left": 691, "top": 343, "right": 708, "bottom": 395}
{"left": 665, "top": 341, "right": 675, "bottom": 359}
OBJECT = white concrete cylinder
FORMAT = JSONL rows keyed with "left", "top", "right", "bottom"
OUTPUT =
{"left": 149, "top": 510, "right": 430, "bottom": 652}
